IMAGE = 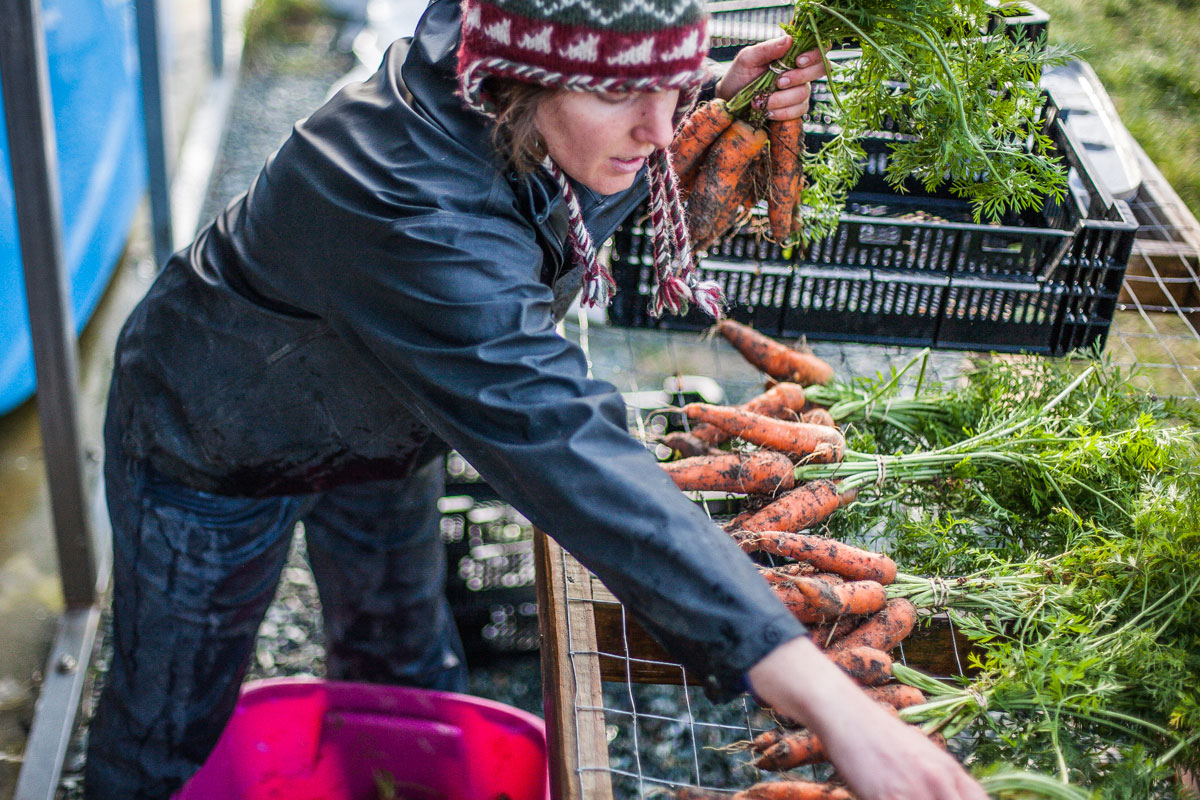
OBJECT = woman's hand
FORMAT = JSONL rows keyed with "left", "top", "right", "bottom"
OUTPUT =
{"left": 714, "top": 36, "right": 828, "bottom": 120}
{"left": 748, "top": 636, "right": 990, "bottom": 800}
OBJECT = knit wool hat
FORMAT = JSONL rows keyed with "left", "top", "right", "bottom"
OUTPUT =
{"left": 456, "top": 0, "right": 724, "bottom": 319}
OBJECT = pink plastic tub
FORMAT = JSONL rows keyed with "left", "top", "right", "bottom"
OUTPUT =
{"left": 173, "top": 678, "right": 548, "bottom": 800}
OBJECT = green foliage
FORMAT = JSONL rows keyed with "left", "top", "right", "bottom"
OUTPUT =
{"left": 243, "top": 0, "right": 324, "bottom": 56}
{"left": 728, "top": 0, "right": 1074, "bottom": 242}
{"left": 817, "top": 354, "right": 1200, "bottom": 793}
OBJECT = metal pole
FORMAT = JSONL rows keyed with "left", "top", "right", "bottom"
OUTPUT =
{"left": 0, "top": 0, "right": 97, "bottom": 609}
{"left": 135, "top": 0, "right": 175, "bottom": 267}
{"left": 210, "top": 0, "right": 225, "bottom": 75}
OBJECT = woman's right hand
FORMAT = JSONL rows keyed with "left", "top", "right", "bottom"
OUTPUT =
{"left": 747, "top": 636, "right": 989, "bottom": 800}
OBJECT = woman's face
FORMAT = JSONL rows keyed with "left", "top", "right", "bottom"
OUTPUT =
{"left": 534, "top": 89, "right": 680, "bottom": 196}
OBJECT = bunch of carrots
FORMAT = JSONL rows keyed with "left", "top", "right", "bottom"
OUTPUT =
{"left": 659, "top": 319, "right": 847, "bottom": 532}
{"left": 671, "top": 98, "right": 806, "bottom": 249}
{"left": 654, "top": 319, "right": 933, "bottom": 795}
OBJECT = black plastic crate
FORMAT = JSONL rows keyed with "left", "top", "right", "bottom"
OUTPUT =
{"left": 610, "top": 108, "right": 1136, "bottom": 356}
{"left": 706, "top": 0, "right": 1049, "bottom": 63}
{"left": 438, "top": 462, "right": 538, "bottom": 659}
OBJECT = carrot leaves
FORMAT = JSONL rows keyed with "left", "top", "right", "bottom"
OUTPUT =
{"left": 728, "top": 0, "right": 1076, "bottom": 242}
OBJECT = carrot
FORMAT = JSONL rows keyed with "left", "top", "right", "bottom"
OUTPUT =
{"left": 760, "top": 563, "right": 818, "bottom": 584}
{"left": 691, "top": 382, "right": 808, "bottom": 446}
{"left": 829, "top": 579, "right": 888, "bottom": 616}
{"left": 754, "top": 729, "right": 827, "bottom": 770}
{"left": 799, "top": 408, "right": 836, "bottom": 428}
{"left": 757, "top": 721, "right": 943, "bottom": 772}
{"left": 659, "top": 431, "right": 721, "bottom": 458}
{"left": 725, "top": 504, "right": 764, "bottom": 533}
{"left": 863, "top": 683, "right": 927, "bottom": 711}
{"left": 804, "top": 615, "right": 863, "bottom": 650}
{"left": 729, "top": 481, "right": 853, "bottom": 535}
{"left": 717, "top": 319, "right": 835, "bottom": 386}
{"left": 687, "top": 121, "right": 769, "bottom": 246}
{"left": 660, "top": 450, "right": 795, "bottom": 494}
{"left": 692, "top": 148, "right": 762, "bottom": 248}
{"left": 675, "top": 789, "right": 730, "bottom": 800}
{"left": 825, "top": 645, "right": 893, "bottom": 686}
{"left": 772, "top": 575, "right": 844, "bottom": 623}
{"left": 758, "top": 563, "right": 817, "bottom": 586}
{"left": 773, "top": 577, "right": 887, "bottom": 623}
{"left": 767, "top": 116, "right": 806, "bottom": 242}
{"left": 670, "top": 99, "right": 734, "bottom": 190}
{"left": 830, "top": 598, "right": 918, "bottom": 653}
{"left": 752, "top": 728, "right": 787, "bottom": 752}
{"left": 731, "top": 530, "right": 897, "bottom": 585}
{"left": 681, "top": 405, "right": 845, "bottom": 462}
{"left": 741, "top": 780, "right": 854, "bottom": 800}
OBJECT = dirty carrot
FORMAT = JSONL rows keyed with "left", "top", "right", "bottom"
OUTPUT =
{"left": 761, "top": 562, "right": 818, "bottom": 582}
{"left": 772, "top": 574, "right": 846, "bottom": 623}
{"left": 658, "top": 431, "right": 721, "bottom": 458}
{"left": 674, "top": 789, "right": 730, "bottom": 800}
{"left": 741, "top": 779, "right": 854, "bottom": 800}
{"left": 691, "top": 147, "right": 763, "bottom": 248}
{"left": 660, "top": 450, "right": 795, "bottom": 494}
{"left": 691, "top": 382, "right": 808, "bottom": 446}
{"left": 754, "top": 729, "right": 827, "bottom": 770}
{"left": 833, "top": 579, "right": 889, "bottom": 615}
{"left": 732, "top": 530, "right": 897, "bottom": 585}
{"left": 767, "top": 116, "right": 806, "bottom": 242}
{"left": 670, "top": 99, "right": 733, "bottom": 190}
{"left": 826, "top": 645, "right": 893, "bottom": 686}
{"left": 717, "top": 319, "right": 835, "bottom": 386}
{"left": 752, "top": 727, "right": 787, "bottom": 752}
{"left": 799, "top": 408, "right": 836, "bottom": 428}
{"left": 681, "top": 404, "right": 845, "bottom": 462}
{"left": 729, "top": 481, "right": 855, "bottom": 535}
{"left": 775, "top": 576, "right": 887, "bottom": 623}
{"left": 864, "top": 683, "right": 927, "bottom": 711}
{"left": 830, "top": 598, "right": 918, "bottom": 653}
{"left": 804, "top": 616, "right": 862, "bottom": 650}
{"left": 687, "top": 121, "right": 769, "bottom": 245}
{"left": 758, "top": 563, "right": 817, "bottom": 586}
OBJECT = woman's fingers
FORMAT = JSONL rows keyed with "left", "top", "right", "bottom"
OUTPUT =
{"left": 715, "top": 38, "right": 828, "bottom": 115}
{"left": 763, "top": 83, "right": 813, "bottom": 120}
{"left": 777, "top": 49, "right": 828, "bottom": 87}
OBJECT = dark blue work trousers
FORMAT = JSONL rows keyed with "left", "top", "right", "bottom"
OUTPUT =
{"left": 84, "top": 413, "right": 468, "bottom": 800}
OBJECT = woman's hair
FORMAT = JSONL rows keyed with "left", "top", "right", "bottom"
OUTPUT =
{"left": 485, "top": 78, "right": 554, "bottom": 174}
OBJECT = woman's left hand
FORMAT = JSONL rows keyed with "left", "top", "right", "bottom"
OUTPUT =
{"left": 714, "top": 36, "right": 827, "bottom": 120}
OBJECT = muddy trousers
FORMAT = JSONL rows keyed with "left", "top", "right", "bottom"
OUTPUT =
{"left": 83, "top": 432, "right": 468, "bottom": 800}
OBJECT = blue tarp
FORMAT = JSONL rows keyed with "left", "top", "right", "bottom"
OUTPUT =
{"left": 0, "top": 0, "right": 147, "bottom": 415}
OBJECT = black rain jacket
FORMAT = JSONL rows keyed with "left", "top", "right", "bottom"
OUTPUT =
{"left": 108, "top": 0, "right": 806, "bottom": 696}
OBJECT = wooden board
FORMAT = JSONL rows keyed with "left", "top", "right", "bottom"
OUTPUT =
{"left": 535, "top": 531, "right": 615, "bottom": 800}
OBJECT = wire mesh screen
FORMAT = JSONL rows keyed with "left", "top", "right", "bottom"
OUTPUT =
{"left": 544, "top": 164, "right": 1200, "bottom": 794}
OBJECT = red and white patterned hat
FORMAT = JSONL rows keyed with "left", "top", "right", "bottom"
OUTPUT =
{"left": 456, "top": 0, "right": 724, "bottom": 319}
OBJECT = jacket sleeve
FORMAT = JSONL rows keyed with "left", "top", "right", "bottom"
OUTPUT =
{"left": 323, "top": 207, "right": 805, "bottom": 695}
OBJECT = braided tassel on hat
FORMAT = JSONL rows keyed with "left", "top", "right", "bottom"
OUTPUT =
{"left": 542, "top": 157, "right": 615, "bottom": 308}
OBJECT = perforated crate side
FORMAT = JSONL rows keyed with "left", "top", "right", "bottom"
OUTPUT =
{"left": 438, "top": 485, "right": 538, "bottom": 658}
{"left": 609, "top": 111, "right": 1137, "bottom": 354}
{"left": 704, "top": 0, "right": 1047, "bottom": 63}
